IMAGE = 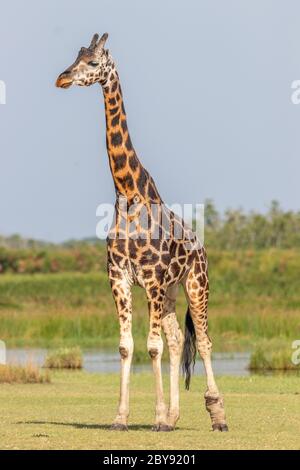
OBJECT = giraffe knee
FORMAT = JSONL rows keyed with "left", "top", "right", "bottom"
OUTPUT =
{"left": 148, "top": 348, "right": 159, "bottom": 359}
{"left": 147, "top": 335, "right": 163, "bottom": 359}
{"left": 119, "top": 336, "right": 133, "bottom": 359}
{"left": 119, "top": 346, "right": 129, "bottom": 358}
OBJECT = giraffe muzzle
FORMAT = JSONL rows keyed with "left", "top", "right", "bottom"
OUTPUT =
{"left": 56, "top": 72, "right": 73, "bottom": 89}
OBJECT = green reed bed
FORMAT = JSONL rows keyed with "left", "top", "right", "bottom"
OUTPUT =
{"left": 0, "top": 249, "right": 299, "bottom": 356}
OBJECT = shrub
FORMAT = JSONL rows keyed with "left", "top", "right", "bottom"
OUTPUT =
{"left": 44, "top": 347, "right": 83, "bottom": 369}
{"left": 249, "top": 345, "right": 300, "bottom": 370}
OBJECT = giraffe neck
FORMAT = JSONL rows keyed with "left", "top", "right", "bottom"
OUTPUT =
{"left": 102, "top": 74, "right": 161, "bottom": 205}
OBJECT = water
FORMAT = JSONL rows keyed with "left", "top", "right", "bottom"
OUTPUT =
{"left": 5, "top": 348, "right": 251, "bottom": 376}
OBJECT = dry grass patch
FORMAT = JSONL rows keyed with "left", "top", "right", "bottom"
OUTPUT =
{"left": 0, "top": 363, "right": 50, "bottom": 384}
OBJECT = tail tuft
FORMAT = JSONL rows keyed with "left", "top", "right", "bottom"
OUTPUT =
{"left": 181, "top": 307, "right": 197, "bottom": 390}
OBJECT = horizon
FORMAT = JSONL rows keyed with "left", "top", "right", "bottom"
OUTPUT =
{"left": 0, "top": 198, "right": 297, "bottom": 244}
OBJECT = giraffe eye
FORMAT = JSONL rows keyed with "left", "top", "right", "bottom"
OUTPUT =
{"left": 88, "top": 61, "right": 99, "bottom": 67}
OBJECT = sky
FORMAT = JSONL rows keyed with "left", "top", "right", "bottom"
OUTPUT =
{"left": 0, "top": 0, "right": 299, "bottom": 242}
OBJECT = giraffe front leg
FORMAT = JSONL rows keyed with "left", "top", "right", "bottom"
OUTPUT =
{"left": 146, "top": 289, "right": 171, "bottom": 432}
{"left": 109, "top": 267, "right": 133, "bottom": 431}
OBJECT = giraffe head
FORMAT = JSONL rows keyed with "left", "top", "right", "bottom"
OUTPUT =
{"left": 56, "top": 33, "right": 115, "bottom": 89}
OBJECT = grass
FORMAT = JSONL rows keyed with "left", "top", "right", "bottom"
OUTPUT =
{"left": 0, "top": 248, "right": 299, "bottom": 360}
{"left": 0, "top": 364, "right": 50, "bottom": 384}
{"left": 0, "top": 371, "right": 299, "bottom": 449}
{"left": 44, "top": 347, "right": 82, "bottom": 369}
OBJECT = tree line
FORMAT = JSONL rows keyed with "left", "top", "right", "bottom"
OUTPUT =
{"left": 1, "top": 200, "right": 299, "bottom": 252}
{"left": 202, "top": 200, "right": 300, "bottom": 249}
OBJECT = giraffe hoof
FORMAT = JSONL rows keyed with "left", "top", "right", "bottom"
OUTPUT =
{"left": 110, "top": 423, "right": 128, "bottom": 431}
{"left": 152, "top": 424, "right": 174, "bottom": 432}
{"left": 212, "top": 423, "right": 229, "bottom": 432}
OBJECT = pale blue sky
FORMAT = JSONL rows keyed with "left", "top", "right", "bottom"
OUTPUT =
{"left": 0, "top": 0, "right": 299, "bottom": 242}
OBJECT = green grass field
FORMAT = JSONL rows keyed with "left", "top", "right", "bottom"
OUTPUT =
{"left": 0, "top": 371, "right": 299, "bottom": 450}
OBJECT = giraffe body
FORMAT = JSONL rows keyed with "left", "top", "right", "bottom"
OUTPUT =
{"left": 56, "top": 33, "right": 228, "bottom": 432}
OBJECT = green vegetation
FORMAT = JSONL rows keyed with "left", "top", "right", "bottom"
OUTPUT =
{"left": 44, "top": 347, "right": 83, "bottom": 369}
{"left": 0, "top": 247, "right": 299, "bottom": 358}
{"left": 249, "top": 341, "right": 300, "bottom": 371}
{"left": 0, "top": 371, "right": 299, "bottom": 450}
{"left": 0, "top": 203, "right": 299, "bottom": 362}
{"left": 0, "top": 364, "right": 50, "bottom": 384}
{"left": 0, "top": 243, "right": 106, "bottom": 274}
{"left": 203, "top": 200, "right": 300, "bottom": 249}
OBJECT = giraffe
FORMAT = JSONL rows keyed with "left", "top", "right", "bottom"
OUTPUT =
{"left": 56, "top": 33, "right": 228, "bottom": 432}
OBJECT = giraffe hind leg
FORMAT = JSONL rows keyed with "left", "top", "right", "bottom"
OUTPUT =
{"left": 183, "top": 261, "right": 228, "bottom": 432}
{"left": 146, "top": 285, "right": 170, "bottom": 432}
{"left": 162, "top": 284, "right": 183, "bottom": 429}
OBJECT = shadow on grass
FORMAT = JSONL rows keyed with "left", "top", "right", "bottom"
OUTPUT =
{"left": 17, "top": 420, "right": 155, "bottom": 431}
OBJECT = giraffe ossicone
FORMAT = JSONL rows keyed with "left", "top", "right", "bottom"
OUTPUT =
{"left": 56, "top": 32, "right": 228, "bottom": 432}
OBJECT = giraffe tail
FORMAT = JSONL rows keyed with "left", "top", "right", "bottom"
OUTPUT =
{"left": 181, "top": 307, "right": 197, "bottom": 390}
